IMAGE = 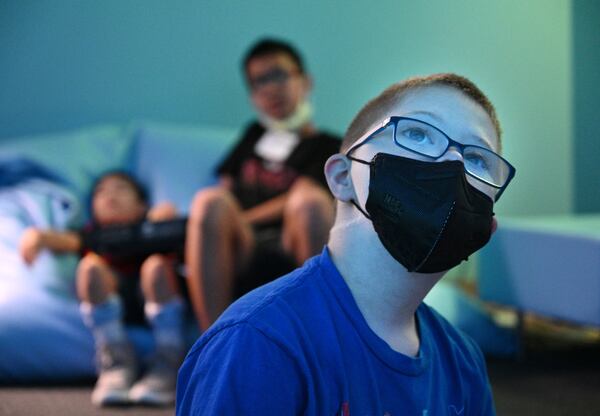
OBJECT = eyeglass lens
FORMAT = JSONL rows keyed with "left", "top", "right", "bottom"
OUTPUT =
{"left": 393, "top": 119, "right": 510, "bottom": 188}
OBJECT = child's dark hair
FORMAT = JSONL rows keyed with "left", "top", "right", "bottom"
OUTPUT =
{"left": 92, "top": 170, "right": 148, "bottom": 203}
{"left": 242, "top": 37, "right": 305, "bottom": 76}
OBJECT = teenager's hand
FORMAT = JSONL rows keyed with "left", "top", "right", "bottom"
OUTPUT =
{"left": 19, "top": 227, "right": 44, "bottom": 265}
{"left": 147, "top": 202, "right": 178, "bottom": 222}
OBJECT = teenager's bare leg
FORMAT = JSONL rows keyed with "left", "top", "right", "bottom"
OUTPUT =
{"left": 76, "top": 253, "right": 118, "bottom": 304}
{"left": 186, "top": 187, "right": 254, "bottom": 330}
{"left": 282, "top": 178, "right": 335, "bottom": 265}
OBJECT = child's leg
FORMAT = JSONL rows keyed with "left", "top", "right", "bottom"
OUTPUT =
{"left": 139, "top": 254, "right": 184, "bottom": 350}
{"left": 77, "top": 253, "right": 126, "bottom": 346}
{"left": 129, "top": 254, "right": 184, "bottom": 405}
{"left": 76, "top": 253, "right": 136, "bottom": 406}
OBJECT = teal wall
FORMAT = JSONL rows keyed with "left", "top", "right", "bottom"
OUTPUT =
{"left": 0, "top": 1, "right": 576, "bottom": 216}
{"left": 573, "top": 0, "right": 600, "bottom": 213}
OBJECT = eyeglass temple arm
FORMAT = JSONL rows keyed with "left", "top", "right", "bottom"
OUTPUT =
{"left": 345, "top": 119, "right": 393, "bottom": 156}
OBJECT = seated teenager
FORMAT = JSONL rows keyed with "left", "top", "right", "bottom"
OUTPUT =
{"left": 185, "top": 38, "right": 341, "bottom": 330}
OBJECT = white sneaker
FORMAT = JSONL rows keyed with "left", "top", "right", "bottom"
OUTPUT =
{"left": 91, "top": 342, "right": 137, "bottom": 407}
{"left": 129, "top": 345, "right": 183, "bottom": 406}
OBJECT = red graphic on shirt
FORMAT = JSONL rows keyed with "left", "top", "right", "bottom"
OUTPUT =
{"left": 339, "top": 401, "right": 350, "bottom": 416}
{"left": 240, "top": 158, "right": 298, "bottom": 192}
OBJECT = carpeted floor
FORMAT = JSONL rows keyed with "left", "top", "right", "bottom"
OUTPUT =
{"left": 0, "top": 382, "right": 172, "bottom": 415}
{"left": 2, "top": 324, "right": 599, "bottom": 416}
{"left": 488, "top": 325, "right": 600, "bottom": 416}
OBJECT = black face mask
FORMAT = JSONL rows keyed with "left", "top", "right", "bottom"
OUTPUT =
{"left": 348, "top": 153, "right": 494, "bottom": 273}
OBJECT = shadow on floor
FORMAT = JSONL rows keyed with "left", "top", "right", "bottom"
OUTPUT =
{"left": 487, "top": 318, "right": 600, "bottom": 416}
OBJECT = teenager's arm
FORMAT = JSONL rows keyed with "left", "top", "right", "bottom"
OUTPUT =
{"left": 242, "top": 193, "right": 288, "bottom": 226}
{"left": 218, "top": 174, "right": 287, "bottom": 225}
{"left": 241, "top": 176, "right": 326, "bottom": 226}
{"left": 19, "top": 228, "right": 82, "bottom": 265}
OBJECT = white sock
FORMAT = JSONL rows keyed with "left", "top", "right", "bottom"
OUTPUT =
{"left": 80, "top": 295, "right": 127, "bottom": 346}
{"left": 145, "top": 297, "right": 185, "bottom": 350}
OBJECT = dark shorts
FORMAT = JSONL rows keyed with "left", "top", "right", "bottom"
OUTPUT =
{"left": 116, "top": 267, "right": 190, "bottom": 326}
{"left": 233, "top": 227, "right": 296, "bottom": 299}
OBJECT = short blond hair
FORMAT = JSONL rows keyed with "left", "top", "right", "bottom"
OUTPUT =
{"left": 341, "top": 73, "right": 502, "bottom": 153}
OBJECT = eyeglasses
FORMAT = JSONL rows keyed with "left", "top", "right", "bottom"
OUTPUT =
{"left": 248, "top": 68, "right": 298, "bottom": 92}
{"left": 346, "top": 116, "right": 516, "bottom": 201}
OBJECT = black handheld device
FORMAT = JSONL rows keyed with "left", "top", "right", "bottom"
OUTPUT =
{"left": 81, "top": 218, "right": 187, "bottom": 257}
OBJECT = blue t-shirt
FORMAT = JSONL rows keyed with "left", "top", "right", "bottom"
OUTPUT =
{"left": 177, "top": 248, "right": 495, "bottom": 415}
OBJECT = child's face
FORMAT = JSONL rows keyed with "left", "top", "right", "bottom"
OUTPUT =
{"left": 351, "top": 84, "right": 500, "bottom": 202}
{"left": 92, "top": 176, "right": 147, "bottom": 225}
{"left": 247, "top": 52, "right": 311, "bottom": 120}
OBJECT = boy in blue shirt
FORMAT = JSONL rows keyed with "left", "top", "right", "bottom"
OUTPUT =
{"left": 177, "top": 73, "right": 515, "bottom": 415}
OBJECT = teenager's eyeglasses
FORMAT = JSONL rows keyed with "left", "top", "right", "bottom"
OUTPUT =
{"left": 347, "top": 116, "right": 516, "bottom": 201}
{"left": 249, "top": 68, "right": 297, "bottom": 91}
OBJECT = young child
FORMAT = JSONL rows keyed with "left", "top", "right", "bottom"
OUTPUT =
{"left": 19, "top": 171, "right": 186, "bottom": 407}
{"left": 176, "top": 73, "right": 516, "bottom": 415}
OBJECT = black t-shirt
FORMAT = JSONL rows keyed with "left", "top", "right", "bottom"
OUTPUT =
{"left": 216, "top": 121, "right": 341, "bottom": 211}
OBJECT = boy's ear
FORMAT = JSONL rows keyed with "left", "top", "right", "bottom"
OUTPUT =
{"left": 491, "top": 216, "right": 498, "bottom": 235}
{"left": 324, "top": 154, "right": 355, "bottom": 202}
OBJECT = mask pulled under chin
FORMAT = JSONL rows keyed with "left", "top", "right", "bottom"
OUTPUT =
{"left": 350, "top": 153, "right": 494, "bottom": 273}
{"left": 258, "top": 100, "right": 313, "bottom": 132}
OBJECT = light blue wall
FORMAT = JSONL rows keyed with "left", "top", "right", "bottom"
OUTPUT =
{"left": 573, "top": 0, "right": 600, "bottom": 213}
{"left": 0, "top": 0, "right": 573, "bottom": 216}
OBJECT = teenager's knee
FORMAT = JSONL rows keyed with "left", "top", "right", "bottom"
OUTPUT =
{"left": 189, "top": 188, "right": 233, "bottom": 226}
{"left": 283, "top": 180, "right": 334, "bottom": 262}
{"left": 286, "top": 179, "right": 334, "bottom": 225}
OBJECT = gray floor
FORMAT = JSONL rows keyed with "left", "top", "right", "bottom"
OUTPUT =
{"left": 0, "top": 382, "right": 174, "bottom": 416}
{"left": 489, "top": 335, "right": 600, "bottom": 416}
{"left": 0, "top": 383, "right": 173, "bottom": 416}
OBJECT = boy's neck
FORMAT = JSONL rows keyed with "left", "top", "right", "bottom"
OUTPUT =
{"left": 328, "top": 221, "right": 444, "bottom": 356}
{"left": 298, "top": 122, "right": 316, "bottom": 137}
